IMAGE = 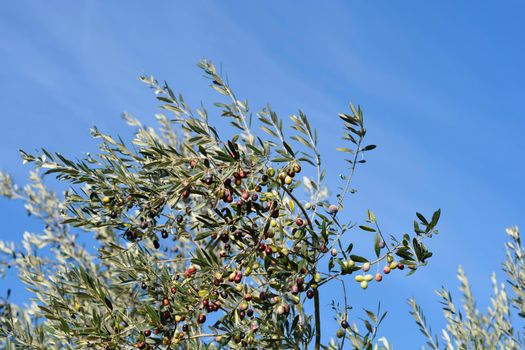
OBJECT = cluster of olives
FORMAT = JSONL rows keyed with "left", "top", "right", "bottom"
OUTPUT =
{"left": 129, "top": 157, "right": 327, "bottom": 348}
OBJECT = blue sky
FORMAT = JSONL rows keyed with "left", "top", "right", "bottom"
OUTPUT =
{"left": 1, "top": 1, "right": 524, "bottom": 348}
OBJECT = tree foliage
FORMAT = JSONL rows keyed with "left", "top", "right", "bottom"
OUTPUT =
{"left": 410, "top": 226, "right": 525, "bottom": 350}
{"left": 0, "top": 60, "right": 439, "bottom": 350}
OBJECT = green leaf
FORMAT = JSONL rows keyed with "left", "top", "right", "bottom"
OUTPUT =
{"left": 336, "top": 147, "right": 355, "bottom": 154}
{"left": 430, "top": 209, "right": 441, "bottom": 228}
{"left": 374, "top": 233, "right": 381, "bottom": 258}
{"left": 362, "top": 145, "right": 377, "bottom": 151}
{"left": 283, "top": 141, "right": 295, "bottom": 157}
{"left": 367, "top": 210, "right": 376, "bottom": 223}
{"left": 416, "top": 212, "right": 428, "bottom": 225}
{"left": 350, "top": 255, "right": 368, "bottom": 263}
{"left": 359, "top": 225, "right": 376, "bottom": 232}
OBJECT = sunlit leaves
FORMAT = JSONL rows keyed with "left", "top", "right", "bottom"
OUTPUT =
{"left": 0, "top": 60, "right": 441, "bottom": 350}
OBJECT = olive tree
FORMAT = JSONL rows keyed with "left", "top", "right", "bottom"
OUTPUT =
{"left": 0, "top": 60, "right": 440, "bottom": 350}
{"left": 410, "top": 226, "right": 525, "bottom": 350}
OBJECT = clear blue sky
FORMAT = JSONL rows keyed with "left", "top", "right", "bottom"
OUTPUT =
{"left": 1, "top": 1, "right": 524, "bottom": 348}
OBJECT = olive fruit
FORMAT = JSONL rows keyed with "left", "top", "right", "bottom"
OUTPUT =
{"left": 239, "top": 301, "right": 249, "bottom": 311}
{"left": 276, "top": 304, "right": 288, "bottom": 315}
{"left": 234, "top": 271, "right": 243, "bottom": 283}
{"left": 290, "top": 285, "right": 299, "bottom": 295}
{"left": 336, "top": 328, "right": 345, "bottom": 338}
{"left": 197, "top": 313, "right": 206, "bottom": 324}
{"left": 203, "top": 174, "right": 213, "bottom": 185}
{"left": 314, "top": 273, "right": 322, "bottom": 283}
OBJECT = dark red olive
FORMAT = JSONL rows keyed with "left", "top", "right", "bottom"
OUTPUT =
{"left": 290, "top": 285, "right": 299, "bottom": 295}
{"left": 234, "top": 230, "right": 243, "bottom": 240}
{"left": 306, "top": 290, "right": 314, "bottom": 299}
